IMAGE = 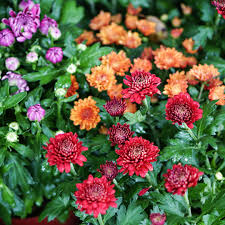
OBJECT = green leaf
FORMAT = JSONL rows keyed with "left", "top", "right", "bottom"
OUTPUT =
{"left": 0, "top": 202, "right": 11, "bottom": 225}
{"left": 124, "top": 111, "right": 146, "bottom": 125}
{"left": 200, "top": 1, "right": 214, "bottom": 22}
{"left": 4, "top": 92, "right": 27, "bottom": 109}
{"left": 55, "top": 74, "right": 71, "bottom": 89}
{"left": 61, "top": 94, "right": 78, "bottom": 103}
{"left": 2, "top": 183, "right": 14, "bottom": 206}
{"left": 202, "top": 214, "right": 218, "bottom": 225}
{"left": 0, "top": 147, "right": 6, "bottom": 166}
{"left": 15, "top": 112, "right": 30, "bottom": 130}
{"left": 50, "top": 0, "right": 63, "bottom": 20}
{"left": 201, "top": 56, "right": 225, "bottom": 75}
{"left": 9, "top": 143, "right": 34, "bottom": 159}
{"left": 208, "top": 111, "right": 225, "bottom": 135}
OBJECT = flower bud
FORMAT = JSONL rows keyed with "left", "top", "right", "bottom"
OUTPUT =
{"left": 77, "top": 44, "right": 87, "bottom": 51}
{"left": 160, "top": 14, "right": 168, "bottom": 22}
{"left": 55, "top": 130, "right": 64, "bottom": 135}
{"left": 66, "top": 64, "right": 77, "bottom": 74}
{"left": 215, "top": 172, "right": 224, "bottom": 181}
{"left": 26, "top": 52, "right": 38, "bottom": 63}
{"left": 55, "top": 88, "right": 66, "bottom": 98}
{"left": 31, "top": 45, "right": 41, "bottom": 52}
{"left": 9, "top": 122, "right": 19, "bottom": 131}
{"left": 5, "top": 57, "right": 20, "bottom": 71}
{"left": 27, "top": 104, "right": 45, "bottom": 122}
{"left": 6, "top": 132, "right": 18, "bottom": 143}
{"left": 49, "top": 26, "right": 61, "bottom": 40}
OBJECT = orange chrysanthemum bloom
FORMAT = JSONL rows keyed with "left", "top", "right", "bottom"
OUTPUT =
{"left": 163, "top": 71, "right": 188, "bottom": 97}
{"left": 205, "top": 78, "right": 223, "bottom": 90}
{"left": 101, "top": 50, "right": 131, "bottom": 76}
{"left": 127, "top": 3, "right": 142, "bottom": 15}
{"left": 137, "top": 19, "right": 156, "bottom": 36}
{"left": 130, "top": 58, "right": 152, "bottom": 73}
{"left": 141, "top": 47, "right": 153, "bottom": 61}
{"left": 70, "top": 96, "right": 101, "bottom": 130}
{"left": 119, "top": 31, "right": 141, "bottom": 49}
{"left": 86, "top": 65, "right": 116, "bottom": 92}
{"left": 153, "top": 46, "right": 185, "bottom": 70}
{"left": 208, "top": 85, "right": 225, "bottom": 105}
{"left": 187, "top": 64, "right": 220, "bottom": 82}
{"left": 172, "top": 17, "right": 181, "bottom": 27}
{"left": 181, "top": 3, "right": 192, "bottom": 15}
{"left": 111, "top": 14, "right": 122, "bottom": 24}
{"left": 171, "top": 28, "right": 183, "bottom": 38}
{"left": 99, "top": 125, "right": 108, "bottom": 135}
{"left": 89, "top": 11, "right": 111, "bottom": 30}
{"left": 125, "top": 14, "right": 138, "bottom": 30}
{"left": 97, "top": 23, "right": 127, "bottom": 45}
{"left": 75, "top": 30, "right": 97, "bottom": 46}
{"left": 186, "top": 70, "right": 199, "bottom": 85}
{"left": 124, "top": 99, "right": 137, "bottom": 113}
{"left": 182, "top": 38, "right": 198, "bottom": 54}
{"left": 65, "top": 75, "right": 79, "bottom": 98}
{"left": 107, "top": 83, "right": 123, "bottom": 99}
{"left": 185, "top": 56, "right": 197, "bottom": 66}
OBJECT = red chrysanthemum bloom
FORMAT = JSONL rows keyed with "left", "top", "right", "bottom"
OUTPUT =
{"left": 165, "top": 93, "right": 203, "bottom": 129}
{"left": 122, "top": 70, "right": 161, "bottom": 104}
{"left": 212, "top": 0, "right": 225, "bottom": 19}
{"left": 138, "top": 187, "right": 151, "bottom": 196}
{"left": 103, "top": 98, "right": 126, "bottom": 117}
{"left": 97, "top": 161, "right": 119, "bottom": 181}
{"left": 43, "top": 132, "right": 88, "bottom": 173}
{"left": 75, "top": 175, "right": 117, "bottom": 218}
{"left": 163, "top": 163, "right": 204, "bottom": 196}
{"left": 116, "top": 137, "right": 160, "bottom": 177}
{"left": 150, "top": 213, "right": 167, "bottom": 225}
{"left": 108, "top": 123, "right": 134, "bottom": 146}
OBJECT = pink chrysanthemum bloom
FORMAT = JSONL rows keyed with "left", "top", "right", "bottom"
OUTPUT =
{"left": 165, "top": 93, "right": 203, "bottom": 129}
{"left": 98, "top": 161, "right": 119, "bottom": 181}
{"left": 5, "top": 57, "right": 20, "bottom": 71}
{"left": 163, "top": 163, "right": 204, "bottom": 196}
{"left": 103, "top": 98, "right": 126, "bottom": 117}
{"left": 27, "top": 104, "right": 45, "bottom": 122}
{"left": 45, "top": 47, "right": 63, "bottom": 64}
{"left": 212, "top": 0, "right": 225, "bottom": 19}
{"left": 0, "top": 29, "right": 15, "bottom": 47}
{"left": 116, "top": 137, "right": 160, "bottom": 177}
{"left": 108, "top": 123, "right": 134, "bottom": 146}
{"left": 75, "top": 175, "right": 117, "bottom": 218}
{"left": 122, "top": 70, "right": 161, "bottom": 104}
{"left": 2, "top": 4, "right": 40, "bottom": 42}
{"left": 39, "top": 15, "right": 58, "bottom": 35}
{"left": 150, "top": 213, "right": 167, "bottom": 225}
{"left": 43, "top": 132, "right": 88, "bottom": 173}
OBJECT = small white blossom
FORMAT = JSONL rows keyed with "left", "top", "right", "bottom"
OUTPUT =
{"left": 6, "top": 132, "right": 18, "bottom": 143}
{"left": 49, "top": 27, "right": 61, "bottom": 40}
{"left": 9, "top": 122, "right": 19, "bottom": 131}
{"left": 55, "top": 88, "right": 66, "bottom": 98}
{"left": 160, "top": 14, "right": 168, "bottom": 21}
{"left": 55, "top": 130, "right": 64, "bottom": 135}
{"left": 26, "top": 52, "right": 38, "bottom": 63}
{"left": 77, "top": 44, "right": 87, "bottom": 51}
{"left": 215, "top": 172, "right": 224, "bottom": 181}
{"left": 67, "top": 64, "right": 77, "bottom": 74}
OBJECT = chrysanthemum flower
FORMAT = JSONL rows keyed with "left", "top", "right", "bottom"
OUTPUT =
{"left": 182, "top": 38, "right": 198, "bottom": 54}
{"left": 187, "top": 64, "right": 220, "bottom": 82}
{"left": 165, "top": 93, "right": 203, "bottom": 129}
{"left": 39, "top": 15, "right": 57, "bottom": 36}
{"left": 205, "top": 78, "right": 223, "bottom": 90}
{"left": 163, "top": 71, "right": 188, "bottom": 97}
{"left": 103, "top": 98, "right": 126, "bottom": 117}
{"left": 127, "top": 3, "right": 142, "bottom": 15}
{"left": 150, "top": 213, "right": 166, "bottom": 225}
{"left": 212, "top": 0, "right": 225, "bottom": 19}
{"left": 154, "top": 46, "right": 185, "bottom": 70}
{"left": 75, "top": 30, "right": 97, "bottom": 46}
{"left": 45, "top": 47, "right": 63, "bottom": 64}
{"left": 172, "top": 16, "right": 181, "bottom": 27}
{"left": 107, "top": 83, "right": 123, "bottom": 99}
{"left": 5, "top": 57, "right": 20, "bottom": 71}
{"left": 101, "top": 51, "right": 131, "bottom": 76}
{"left": 130, "top": 58, "right": 152, "bottom": 73}
{"left": 124, "top": 99, "right": 137, "bottom": 113}
{"left": 138, "top": 187, "right": 151, "bottom": 196}
{"left": 171, "top": 28, "right": 183, "bottom": 38}
{"left": 122, "top": 70, "right": 161, "bottom": 104}
{"left": 27, "top": 104, "right": 45, "bottom": 122}
{"left": 89, "top": 11, "right": 111, "bottom": 30}
{"left": 0, "top": 29, "right": 15, "bottom": 47}
{"left": 140, "top": 47, "right": 154, "bottom": 61}
{"left": 65, "top": 75, "right": 79, "bottom": 98}
{"left": 208, "top": 85, "right": 225, "bottom": 105}
{"left": 108, "top": 123, "right": 134, "bottom": 146}
{"left": 125, "top": 14, "right": 138, "bottom": 30}
{"left": 86, "top": 65, "right": 116, "bottom": 92}
{"left": 70, "top": 97, "right": 101, "bottom": 130}
{"left": 119, "top": 31, "right": 142, "bottom": 49}
{"left": 181, "top": 3, "right": 192, "bottom": 15}
{"left": 111, "top": 14, "right": 122, "bottom": 24}
{"left": 137, "top": 19, "right": 156, "bottom": 36}
{"left": 75, "top": 175, "right": 117, "bottom": 218}
{"left": 163, "top": 163, "right": 204, "bottom": 195}
{"left": 186, "top": 70, "right": 199, "bottom": 85}
{"left": 116, "top": 137, "right": 160, "bottom": 177}
{"left": 185, "top": 56, "right": 197, "bottom": 67}
{"left": 98, "top": 161, "right": 119, "bottom": 181}
{"left": 43, "top": 132, "right": 87, "bottom": 173}
{"left": 97, "top": 23, "right": 127, "bottom": 45}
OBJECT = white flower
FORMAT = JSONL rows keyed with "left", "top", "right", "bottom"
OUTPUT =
{"left": 55, "top": 130, "right": 64, "bottom": 135}
{"left": 49, "top": 27, "right": 61, "bottom": 40}
{"left": 55, "top": 88, "right": 66, "bottom": 97}
{"left": 67, "top": 64, "right": 77, "bottom": 74}
{"left": 6, "top": 132, "right": 18, "bottom": 143}
{"left": 215, "top": 172, "right": 224, "bottom": 181}
{"left": 77, "top": 44, "right": 87, "bottom": 51}
{"left": 160, "top": 14, "right": 168, "bottom": 21}
{"left": 9, "top": 122, "right": 19, "bottom": 131}
{"left": 26, "top": 52, "right": 38, "bottom": 63}
{"left": 31, "top": 45, "right": 41, "bottom": 52}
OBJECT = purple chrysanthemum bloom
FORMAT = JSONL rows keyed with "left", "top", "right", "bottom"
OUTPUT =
{"left": 0, "top": 29, "right": 15, "bottom": 47}
{"left": 39, "top": 15, "right": 58, "bottom": 35}
{"left": 45, "top": 47, "right": 63, "bottom": 64}
{"left": 5, "top": 57, "right": 20, "bottom": 71}
{"left": 19, "top": 0, "right": 35, "bottom": 10}
{"left": 1, "top": 72, "right": 29, "bottom": 94}
{"left": 27, "top": 104, "right": 45, "bottom": 122}
{"left": 2, "top": 4, "right": 40, "bottom": 42}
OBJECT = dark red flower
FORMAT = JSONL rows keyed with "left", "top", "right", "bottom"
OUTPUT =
{"left": 74, "top": 175, "right": 117, "bottom": 218}
{"left": 163, "top": 163, "right": 204, "bottom": 196}
{"left": 212, "top": 0, "right": 225, "bottom": 19}
{"left": 103, "top": 97, "right": 126, "bottom": 117}
{"left": 150, "top": 213, "right": 166, "bottom": 225}
{"left": 122, "top": 70, "right": 161, "bottom": 104}
{"left": 108, "top": 123, "right": 134, "bottom": 146}
{"left": 138, "top": 186, "right": 151, "bottom": 196}
{"left": 165, "top": 93, "right": 203, "bottom": 129}
{"left": 98, "top": 161, "right": 119, "bottom": 181}
{"left": 43, "top": 132, "right": 88, "bottom": 173}
{"left": 116, "top": 137, "right": 160, "bottom": 177}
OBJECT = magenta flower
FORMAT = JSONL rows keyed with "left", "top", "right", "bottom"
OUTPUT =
{"left": 45, "top": 47, "right": 63, "bottom": 64}
{"left": 0, "top": 29, "right": 15, "bottom": 47}
{"left": 19, "top": 0, "right": 35, "bottom": 10}
{"left": 150, "top": 213, "right": 166, "bottom": 225}
{"left": 2, "top": 4, "right": 40, "bottom": 42}
{"left": 5, "top": 57, "right": 20, "bottom": 71}
{"left": 27, "top": 104, "right": 45, "bottom": 122}
{"left": 39, "top": 15, "right": 58, "bottom": 35}
{"left": 1, "top": 72, "right": 29, "bottom": 94}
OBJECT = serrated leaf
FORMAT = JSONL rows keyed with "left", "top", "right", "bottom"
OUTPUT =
{"left": 104, "top": 198, "right": 122, "bottom": 223}
{"left": 4, "top": 92, "right": 27, "bottom": 109}
{"left": 124, "top": 111, "right": 146, "bottom": 125}
{"left": 193, "top": 26, "right": 213, "bottom": 49}
{"left": 9, "top": 143, "right": 34, "bottom": 159}
{"left": 200, "top": 1, "right": 214, "bottom": 22}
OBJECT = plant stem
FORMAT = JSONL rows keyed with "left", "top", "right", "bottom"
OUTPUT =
{"left": 57, "top": 100, "right": 63, "bottom": 122}
{"left": 97, "top": 214, "right": 104, "bottom": 225}
{"left": 217, "top": 161, "right": 225, "bottom": 172}
{"left": 70, "top": 163, "right": 77, "bottom": 176}
{"left": 183, "top": 123, "right": 198, "bottom": 141}
{"left": 35, "top": 121, "right": 42, "bottom": 159}
{"left": 113, "top": 179, "right": 123, "bottom": 191}
{"left": 198, "top": 82, "right": 205, "bottom": 100}
{"left": 145, "top": 173, "right": 151, "bottom": 185}
{"left": 206, "top": 156, "right": 212, "bottom": 170}
{"left": 143, "top": 98, "right": 149, "bottom": 111}
{"left": 114, "top": 117, "right": 119, "bottom": 124}
{"left": 184, "top": 191, "right": 192, "bottom": 217}
{"left": 211, "top": 152, "right": 218, "bottom": 168}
